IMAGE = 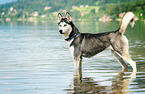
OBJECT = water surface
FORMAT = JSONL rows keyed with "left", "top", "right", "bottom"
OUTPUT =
{"left": 0, "top": 20, "right": 145, "bottom": 94}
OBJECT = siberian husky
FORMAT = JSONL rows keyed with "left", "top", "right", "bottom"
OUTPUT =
{"left": 58, "top": 12, "right": 137, "bottom": 75}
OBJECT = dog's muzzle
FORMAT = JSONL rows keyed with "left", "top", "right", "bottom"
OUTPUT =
{"left": 59, "top": 30, "right": 64, "bottom": 34}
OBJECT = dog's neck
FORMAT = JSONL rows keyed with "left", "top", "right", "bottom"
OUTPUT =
{"left": 65, "top": 32, "right": 80, "bottom": 41}
{"left": 64, "top": 22, "right": 80, "bottom": 41}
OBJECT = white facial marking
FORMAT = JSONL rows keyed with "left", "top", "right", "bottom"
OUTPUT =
{"left": 59, "top": 21, "right": 72, "bottom": 38}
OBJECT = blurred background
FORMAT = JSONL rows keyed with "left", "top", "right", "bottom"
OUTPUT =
{"left": 0, "top": 0, "right": 145, "bottom": 94}
{"left": 0, "top": 0, "right": 145, "bottom": 21}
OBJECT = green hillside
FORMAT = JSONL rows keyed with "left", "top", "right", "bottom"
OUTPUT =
{"left": 0, "top": 0, "right": 97, "bottom": 12}
{"left": 0, "top": 0, "right": 145, "bottom": 20}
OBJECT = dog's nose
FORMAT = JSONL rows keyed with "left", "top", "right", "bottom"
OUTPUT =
{"left": 59, "top": 30, "right": 63, "bottom": 34}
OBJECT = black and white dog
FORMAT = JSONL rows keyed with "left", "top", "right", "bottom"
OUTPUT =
{"left": 58, "top": 12, "right": 136, "bottom": 75}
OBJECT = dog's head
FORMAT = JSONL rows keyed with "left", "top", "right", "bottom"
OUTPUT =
{"left": 58, "top": 12, "right": 72, "bottom": 34}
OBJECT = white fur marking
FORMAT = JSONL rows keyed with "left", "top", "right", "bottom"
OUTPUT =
{"left": 68, "top": 38, "right": 74, "bottom": 45}
{"left": 69, "top": 45, "right": 74, "bottom": 59}
{"left": 58, "top": 21, "right": 72, "bottom": 39}
{"left": 122, "top": 35, "right": 128, "bottom": 43}
{"left": 120, "top": 12, "right": 135, "bottom": 34}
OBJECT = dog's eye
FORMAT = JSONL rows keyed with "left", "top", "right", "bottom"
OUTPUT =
{"left": 64, "top": 24, "right": 67, "bottom": 27}
{"left": 59, "top": 25, "right": 62, "bottom": 27}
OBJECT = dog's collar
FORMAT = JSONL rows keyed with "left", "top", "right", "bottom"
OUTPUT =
{"left": 65, "top": 32, "right": 80, "bottom": 41}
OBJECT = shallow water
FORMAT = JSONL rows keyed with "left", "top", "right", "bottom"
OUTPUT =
{"left": 0, "top": 20, "right": 145, "bottom": 94}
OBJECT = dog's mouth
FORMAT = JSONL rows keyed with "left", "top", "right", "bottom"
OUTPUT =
{"left": 59, "top": 30, "right": 64, "bottom": 34}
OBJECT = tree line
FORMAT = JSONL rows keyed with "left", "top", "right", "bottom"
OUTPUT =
{"left": 99, "top": 0, "right": 145, "bottom": 19}
{"left": 0, "top": 0, "right": 145, "bottom": 20}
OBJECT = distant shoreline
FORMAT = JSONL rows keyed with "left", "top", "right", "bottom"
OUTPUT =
{"left": 1, "top": 17, "right": 142, "bottom": 23}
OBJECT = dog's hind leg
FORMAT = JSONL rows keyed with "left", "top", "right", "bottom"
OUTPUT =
{"left": 122, "top": 53, "right": 137, "bottom": 72}
{"left": 111, "top": 50, "right": 128, "bottom": 70}
{"left": 111, "top": 36, "right": 137, "bottom": 72}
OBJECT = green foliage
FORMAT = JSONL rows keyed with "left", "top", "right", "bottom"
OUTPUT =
{"left": 0, "top": 0, "right": 98, "bottom": 12}
{"left": 90, "top": 9, "right": 96, "bottom": 14}
{"left": 70, "top": 10, "right": 81, "bottom": 19}
{"left": 0, "top": 0, "right": 145, "bottom": 20}
{"left": 99, "top": 0, "right": 145, "bottom": 19}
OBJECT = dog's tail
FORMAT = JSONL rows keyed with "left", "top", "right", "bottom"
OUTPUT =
{"left": 118, "top": 12, "right": 135, "bottom": 35}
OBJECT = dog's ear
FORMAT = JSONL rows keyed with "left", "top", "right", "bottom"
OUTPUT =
{"left": 66, "top": 12, "right": 72, "bottom": 21}
{"left": 58, "top": 13, "right": 62, "bottom": 22}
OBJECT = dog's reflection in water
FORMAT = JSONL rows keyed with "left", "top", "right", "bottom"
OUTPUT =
{"left": 64, "top": 68, "right": 136, "bottom": 94}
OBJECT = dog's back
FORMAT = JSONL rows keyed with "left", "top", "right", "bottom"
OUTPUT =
{"left": 79, "top": 32, "right": 113, "bottom": 57}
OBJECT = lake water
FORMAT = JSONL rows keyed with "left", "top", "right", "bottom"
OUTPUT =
{"left": 0, "top": 20, "right": 145, "bottom": 94}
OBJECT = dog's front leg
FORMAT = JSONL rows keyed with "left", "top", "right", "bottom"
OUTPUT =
{"left": 74, "top": 57, "right": 82, "bottom": 76}
{"left": 70, "top": 46, "right": 82, "bottom": 76}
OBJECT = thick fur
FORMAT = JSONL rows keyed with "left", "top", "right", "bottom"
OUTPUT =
{"left": 58, "top": 12, "right": 137, "bottom": 74}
